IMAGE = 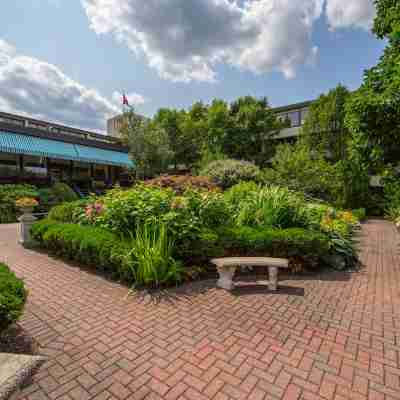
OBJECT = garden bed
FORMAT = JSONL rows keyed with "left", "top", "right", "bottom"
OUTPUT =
{"left": 31, "top": 183, "right": 362, "bottom": 288}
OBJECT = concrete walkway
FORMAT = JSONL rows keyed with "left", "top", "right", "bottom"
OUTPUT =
{"left": 0, "top": 220, "right": 399, "bottom": 400}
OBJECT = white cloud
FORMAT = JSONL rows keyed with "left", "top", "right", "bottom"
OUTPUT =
{"left": 0, "top": 39, "right": 146, "bottom": 132}
{"left": 326, "top": 0, "right": 376, "bottom": 30}
{"left": 82, "top": 0, "right": 325, "bottom": 82}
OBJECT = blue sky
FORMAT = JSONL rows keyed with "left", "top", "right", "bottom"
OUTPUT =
{"left": 0, "top": 0, "right": 385, "bottom": 132}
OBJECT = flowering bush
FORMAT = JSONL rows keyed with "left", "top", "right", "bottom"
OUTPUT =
{"left": 145, "top": 175, "right": 220, "bottom": 194}
{"left": 85, "top": 201, "right": 104, "bottom": 221}
{"left": 15, "top": 197, "right": 39, "bottom": 208}
{"left": 201, "top": 159, "right": 262, "bottom": 189}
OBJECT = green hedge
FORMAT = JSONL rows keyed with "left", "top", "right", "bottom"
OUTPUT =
{"left": 31, "top": 220, "right": 132, "bottom": 281}
{"left": 217, "top": 226, "right": 330, "bottom": 258}
{"left": 0, "top": 263, "right": 27, "bottom": 332}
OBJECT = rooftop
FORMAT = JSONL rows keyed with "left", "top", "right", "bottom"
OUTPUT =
{"left": 0, "top": 111, "right": 128, "bottom": 153}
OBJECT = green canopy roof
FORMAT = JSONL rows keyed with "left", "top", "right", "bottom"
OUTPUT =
{"left": 0, "top": 131, "right": 134, "bottom": 168}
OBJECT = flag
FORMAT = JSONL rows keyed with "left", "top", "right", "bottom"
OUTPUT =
{"left": 122, "top": 93, "right": 129, "bottom": 106}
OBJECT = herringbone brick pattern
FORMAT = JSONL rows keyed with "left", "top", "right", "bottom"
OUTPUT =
{"left": 1, "top": 220, "right": 400, "bottom": 399}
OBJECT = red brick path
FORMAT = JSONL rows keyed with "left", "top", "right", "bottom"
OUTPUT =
{"left": 1, "top": 220, "right": 400, "bottom": 400}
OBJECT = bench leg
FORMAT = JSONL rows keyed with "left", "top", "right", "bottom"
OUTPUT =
{"left": 217, "top": 266, "right": 236, "bottom": 291}
{"left": 269, "top": 266, "right": 278, "bottom": 291}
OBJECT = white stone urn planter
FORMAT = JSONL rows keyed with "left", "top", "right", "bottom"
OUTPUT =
{"left": 18, "top": 206, "right": 37, "bottom": 245}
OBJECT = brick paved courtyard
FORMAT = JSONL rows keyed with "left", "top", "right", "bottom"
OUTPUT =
{"left": 1, "top": 219, "right": 400, "bottom": 400}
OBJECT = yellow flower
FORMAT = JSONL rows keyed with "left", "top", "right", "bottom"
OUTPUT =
{"left": 15, "top": 197, "right": 38, "bottom": 208}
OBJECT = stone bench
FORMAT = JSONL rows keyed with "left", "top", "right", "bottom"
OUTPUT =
{"left": 211, "top": 257, "right": 289, "bottom": 291}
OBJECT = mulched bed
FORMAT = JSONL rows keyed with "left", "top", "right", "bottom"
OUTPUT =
{"left": 0, "top": 325, "right": 38, "bottom": 355}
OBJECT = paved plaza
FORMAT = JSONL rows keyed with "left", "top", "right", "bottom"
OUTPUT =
{"left": 1, "top": 220, "right": 399, "bottom": 400}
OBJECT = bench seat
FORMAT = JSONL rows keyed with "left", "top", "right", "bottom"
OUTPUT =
{"left": 211, "top": 257, "right": 289, "bottom": 291}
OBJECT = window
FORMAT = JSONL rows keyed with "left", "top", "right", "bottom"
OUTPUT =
{"left": 300, "top": 108, "right": 309, "bottom": 125}
{"left": 277, "top": 111, "right": 301, "bottom": 127}
{"left": 0, "top": 153, "right": 18, "bottom": 177}
{"left": 24, "top": 155, "right": 47, "bottom": 176}
{"left": 287, "top": 111, "right": 300, "bottom": 127}
{"left": 73, "top": 161, "right": 90, "bottom": 180}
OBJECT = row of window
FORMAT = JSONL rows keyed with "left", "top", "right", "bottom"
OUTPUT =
{"left": 0, "top": 153, "right": 109, "bottom": 180}
{"left": 277, "top": 108, "right": 309, "bottom": 128}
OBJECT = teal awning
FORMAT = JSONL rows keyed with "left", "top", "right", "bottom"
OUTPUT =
{"left": 0, "top": 130, "right": 79, "bottom": 161}
{"left": 0, "top": 131, "right": 134, "bottom": 168}
{"left": 74, "top": 144, "right": 134, "bottom": 168}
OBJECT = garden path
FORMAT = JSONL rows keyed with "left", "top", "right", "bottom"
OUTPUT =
{"left": 1, "top": 219, "right": 400, "bottom": 400}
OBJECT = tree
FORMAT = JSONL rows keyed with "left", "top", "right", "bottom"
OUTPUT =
{"left": 120, "top": 110, "right": 172, "bottom": 179}
{"left": 203, "top": 96, "right": 282, "bottom": 166}
{"left": 345, "top": 0, "right": 400, "bottom": 169}
{"left": 226, "top": 96, "right": 281, "bottom": 165}
{"left": 301, "top": 85, "right": 350, "bottom": 162}
{"left": 153, "top": 108, "right": 202, "bottom": 169}
{"left": 264, "top": 142, "right": 342, "bottom": 203}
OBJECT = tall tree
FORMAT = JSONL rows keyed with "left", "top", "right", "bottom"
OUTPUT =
{"left": 153, "top": 108, "right": 201, "bottom": 169}
{"left": 120, "top": 110, "right": 172, "bottom": 179}
{"left": 301, "top": 85, "right": 350, "bottom": 162}
{"left": 203, "top": 96, "right": 282, "bottom": 166}
{"left": 226, "top": 96, "right": 280, "bottom": 165}
{"left": 345, "top": 0, "right": 400, "bottom": 168}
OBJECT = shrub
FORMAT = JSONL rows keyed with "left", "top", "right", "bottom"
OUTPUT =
{"left": 90, "top": 185, "right": 174, "bottom": 234}
{"left": 384, "top": 178, "right": 400, "bottom": 220}
{"left": 201, "top": 159, "right": 262, "bottom": 189}
{"left": 0, "top": 263, "right": 27, "bottom": 332}
{"left": 51, "top": 183, "right": 78, "bottom": 203}
{"left": 264, "top": 143, "right": 342, "bottom": 204}
{"left": 224, "top": 181, "right": 259, "bottom": 209}
{"left": 31, "top": 220, "right": 132, "bottom": 281}
{"left": 48, "top": 200, "right": 88, "bottom": 223}
{"left": 144, "top": 175, "right": 220, "bottom": 194}
{"left": 217, "top": 226, "right": 330, "bottom": 259}
{"left": 87, "top": 185, "right": 230, "bottom": 242}
{"left": 31, "top": 219, "right": 184, "bottom": 286}
{"left": 0, "top": 184, "right": 38, "bottom": 223}
{"left": 352, "top": 208, "right": 367, "bottom": 222}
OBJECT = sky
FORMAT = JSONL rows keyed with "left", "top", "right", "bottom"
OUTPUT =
{"left": 0, "top": 0, "right": 385, "bottom": 133}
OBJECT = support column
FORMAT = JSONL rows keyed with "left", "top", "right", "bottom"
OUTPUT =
{"left": 69, "top": 160, "right": 74, "bottom": 182}
{"left": 18, "top": 155, "right": 24, "bottom": 178}
{"left": 46, "top": 158, "right": 52, "bottom": 185}
{"left": 90, "top": 164, "right": 94, "bottom": 189}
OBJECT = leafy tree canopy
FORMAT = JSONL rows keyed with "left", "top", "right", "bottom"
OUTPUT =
{"left": 373, "top": 0, "right": 400, "bottom": 40}
{"left": 120, "top": 110, "right": 172, "bottom": 179}
{"left": 122, "top": 96, "right": 282, "bottom": 177}
{"left": 345, "top": 0, "right": 400, "bottom": 168}
{"left": 301, "top": 84, "right": 350, "bottom": 162}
